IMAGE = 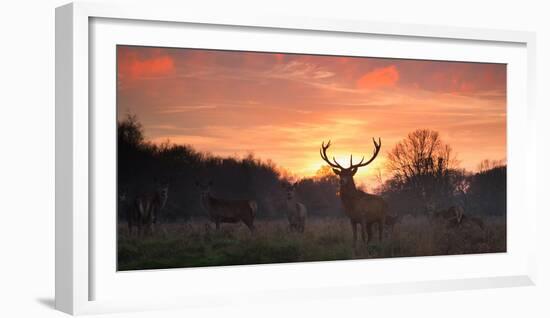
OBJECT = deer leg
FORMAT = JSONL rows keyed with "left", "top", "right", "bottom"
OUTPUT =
{"left": 146, "top": 219, "right": 152, "bottom": 236}
{"left": 215, "top": 220, "right": 220, "bottom": 230}
{"left": 387, "top": 224, "right": 394, "bottom": 238}
{"left": 150, "top": 217, "right": 156, "bottom": 236}
{"left": 251, "top": 216, "right": 256, "bottom": 233}
{"left": 244, "top": 219, "right": 255, "bottom": 233}
{"left": 360, "top": 220, "right": 367, "bottom": 244}
{"left": 367, "top": 223, "right": 373, "bottom": 245}
{"left": 350, "top": 220, "right": 357, "bottom": 247}
{"left": 378, "top": 220, "right": 383, "bottom": 242}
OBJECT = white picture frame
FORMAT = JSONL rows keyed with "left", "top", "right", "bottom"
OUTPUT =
{"left": 55, "top": 2, "right": 537, "bottom": 315}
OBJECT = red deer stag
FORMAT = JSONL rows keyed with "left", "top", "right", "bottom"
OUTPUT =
{"left": 196, "top": 181, "right": 257, "bottom": 233}
{"left": 281, "top": 181, "right": 307, "bottom": 233}
{"left": 128, "top": 181, "right": 169, "bottom": 236}
{"left": 320, "top": 139, "right": 388, "bottom": 247}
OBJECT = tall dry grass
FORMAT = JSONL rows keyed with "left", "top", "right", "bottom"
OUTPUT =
{"left": 117, "top": 215, "right": 505, "bottom": 271}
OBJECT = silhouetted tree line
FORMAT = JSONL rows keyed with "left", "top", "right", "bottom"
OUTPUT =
{"left": 118, "top": 116, "right": 506, "bottom": 222}
{"left": 118, "top": 115, "right": 341, "bottom": 221}
{"left": 466, "top": 165, "right": 506, "bottom": 216}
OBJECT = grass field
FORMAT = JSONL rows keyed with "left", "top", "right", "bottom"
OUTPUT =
{"left": 117, "top": 215, "right": 506, "bottom": 271}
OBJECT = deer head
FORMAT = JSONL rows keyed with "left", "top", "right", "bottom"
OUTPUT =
{"left": 157, "top": 182, "right": 169, "bottom": 200}
{"left": 152, "top": 178, "right": 169, "bottom": 200}
{"left": 281, "top": 181, "right": 298, "bottom": 200}
{"left": 319, "top": 138, "right": 381, "bottom": 188}
{"left": 195, "top": 180, "right": 213, "bottom": 196}
{"left": 118, "top": 187, "right": 128, "bottom": 203}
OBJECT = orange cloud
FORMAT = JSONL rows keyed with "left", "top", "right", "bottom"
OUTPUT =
{"left": 118, "top": 51, "right": 175, "bottom": 79}
{"left": 356, "top": 65, "right": 399, "bottom": 89}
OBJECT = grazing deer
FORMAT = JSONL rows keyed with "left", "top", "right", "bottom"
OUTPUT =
{"left": 435, "top": 206, "right": 485, "bottom": 230}
{"left": 432, "top": 206, "right": 464, "bottom": 226}
{"left": 320, "top": 139, "right": 387, "bottom": 247}
{"left": 128, "top": 182, "right": 169, "bottom": 236}
{"left": 463, "top": 215, "right": 485, "bottom": 230}
{"left": 281, "top": 181, "right": 307, "bottom": 233}
{"left": 196, "top": 181, "right": 257, "bottom": 233}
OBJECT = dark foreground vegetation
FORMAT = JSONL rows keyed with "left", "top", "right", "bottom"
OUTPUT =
{"left": 118, "top": 216, "right": 505, "bottom": 270}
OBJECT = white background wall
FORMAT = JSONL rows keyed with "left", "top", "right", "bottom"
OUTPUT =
{"left": 0, "top": 0, "right": 548, "bottom": 317}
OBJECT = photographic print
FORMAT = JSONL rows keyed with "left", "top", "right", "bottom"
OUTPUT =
{"left": 116, "top": 45, "right": 506, "bottom": 271}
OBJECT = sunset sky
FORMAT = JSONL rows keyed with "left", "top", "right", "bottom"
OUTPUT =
{"left": 117, "top": 45, "right": 506, "bottom": 187}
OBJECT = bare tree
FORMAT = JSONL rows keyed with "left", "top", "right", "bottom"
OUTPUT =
{"left": 385, "top": 129, "right": 458, "bottom": 214}
{"left": 387, "top": 129, "right": 456, "bottom": 180}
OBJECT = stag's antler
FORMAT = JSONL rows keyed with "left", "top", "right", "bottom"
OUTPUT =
{"left": 320, "top": 140, "right": 346, "bottom": 170}
{"left": 320, "top": 138, "right": 382, "bottom": 171}
{"left": 349, "top": 137, "right": 381, "bottom": 169}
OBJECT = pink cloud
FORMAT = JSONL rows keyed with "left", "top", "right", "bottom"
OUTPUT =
{"left": 118, "top": 49, "right": 175, "bottom": 79}
{"left": 356, "top": 65, "right": 399, "bottom": 89}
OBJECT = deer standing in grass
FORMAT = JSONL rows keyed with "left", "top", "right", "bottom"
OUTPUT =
{"left": 128, "top": 182, "right": 169, "bottom": 236}
{"left": 282, "top": 182, "right": 307, "bottom": 233}
{"left": 196, "top": 181, "right": 257, "bottom": 233}
{"left": 433, "top": 206, "right": 485, "bottom": 230}
{"left": 320, "top": 139, "right": 388, "bottom": 247}
{"left": 432, "top": 206, "right": 464, "bottom": 225}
